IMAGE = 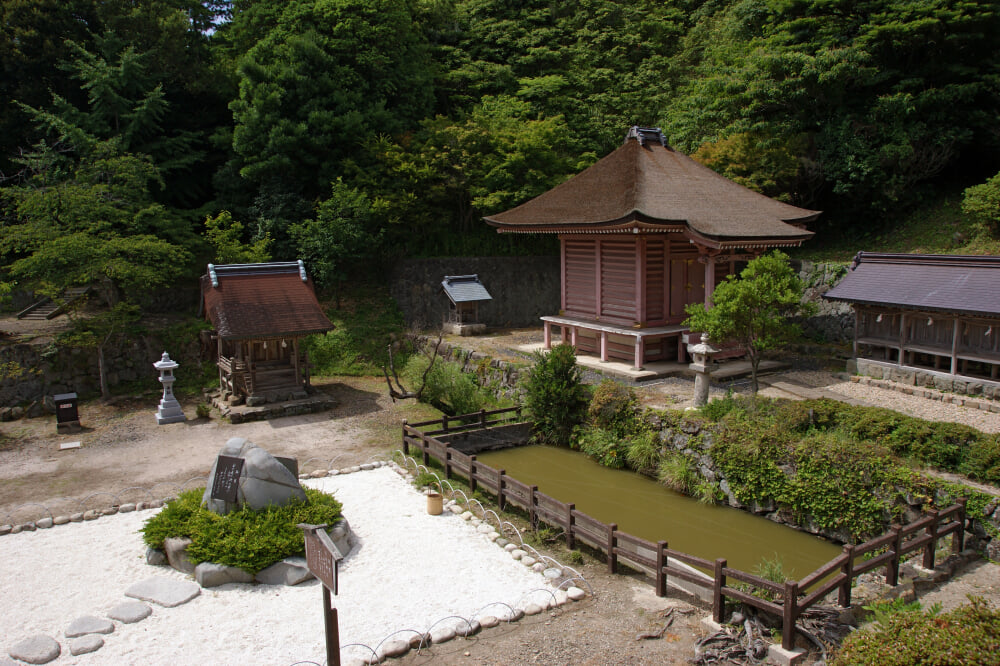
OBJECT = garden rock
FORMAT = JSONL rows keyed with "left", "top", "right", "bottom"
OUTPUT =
{"left": 69, "top": 635, "right": 104, "bottom": 656}
{"left": 107, "top": 601, "right": 152, "bottom": 624}
{"left": 524, "top": 603, "right": 543, "bottom": 616}
{"left": 202, "top": 438, "right": 307, "bottom": 515}
{"left": 146, "top": 547, "right": 167, "bottom": 566}
{"left": 567, "top": 586, "right": 586, "bottom": 601}
{"left": 456, "top": 620, "right": 481, "bottom": 637}
{"left": 8, "top": 635, "right": 60, "bottom": 664}
{"left": 164, "top": 537, "right": 195, "bottom": 574}
{"left": 328, "top": 519, "right": 355, "bottom": 556}
{"left": 377, "top": 639, "right": 409, "bottom": 659}
{"left": 125, "top": 577, "right": 201, "bottom": 607}
{"left": 255, "top": 556, "right": 314, "bottom": 586}
{"left": 36, "top": 517, "right": 53, "bottom": 529}
{"left": 195, "top": 562, "right": 254, "bottom": 588}
{"left": 429, "top": 626, "right": 456, "bottom": 644}
{"left": 479, "top": 615, "right": 500, "bottom": 629}
{"left": 65, "top": 616, "right": 114, "bottom": 637}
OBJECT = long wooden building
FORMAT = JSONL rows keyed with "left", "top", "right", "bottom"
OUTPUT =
{"left": 824, "top": 252, "right": 1000, "bottom": 383}
{"left": 200, "top": 261, "right": 333, "bottom": 405}
{"left": 485, "top": 127, "right": 819, "bottom": 368}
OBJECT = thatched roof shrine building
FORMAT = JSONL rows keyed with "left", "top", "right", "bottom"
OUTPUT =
{"left": 201, "top": 261, "right": 333, "bottom": 405}
{"left": 485, "top": 126, "right": 819, "bottom": 368}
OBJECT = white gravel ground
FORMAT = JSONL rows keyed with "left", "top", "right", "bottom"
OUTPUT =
{"left": 0, "top": 466, "right": 554, "bottom": 665}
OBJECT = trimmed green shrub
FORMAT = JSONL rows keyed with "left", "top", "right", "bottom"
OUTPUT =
{"left": 142, "top": 488, "right": 343, "bottom": 574}
{"left": 832, "top": 597, "right": 1000, "bottom": 665}
{"left": 587, "top": 380, "right": 640, "bottom": 435}
{"left": 521, "top": 344, "right": 589, "bottom": 445}
{"left": 657, "top": 452, "right": 698, "bottom": 494}
{"left": 625, "top": 430, "right": 660, "bottom": 473}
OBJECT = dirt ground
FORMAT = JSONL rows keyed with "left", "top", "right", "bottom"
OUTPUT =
{"left": 2, "top": 338, "right": 999, "bottom": 664}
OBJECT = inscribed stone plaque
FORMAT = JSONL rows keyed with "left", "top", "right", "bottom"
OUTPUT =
{"left": 211, "top": 455, "right": 245, "bottom": 503}
{"left": 275, "top": 456, "right": 298, "bottom": 478}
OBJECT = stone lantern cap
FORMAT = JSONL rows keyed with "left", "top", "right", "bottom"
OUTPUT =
{"left": 687, "top": 333, "right": 718, "bottom": 357}
{"left": 154, "top": 352, "right": 179, "bottom": 372}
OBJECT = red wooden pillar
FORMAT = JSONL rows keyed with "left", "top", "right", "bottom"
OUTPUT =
{"left": 634, "top": 336, "right": 644, "bottom": 370}
{"left": 636, "top": 234, "right": 646, "bottom": 324}
{"left": 543, "top": 321, "right": 552, "bottom": 349}
{"left": 560, "top": 237, "right": 567, "bottom": 312}
{"left": 595, "top": 239, "right": 602, "bottom": 318}
{"left": 704, "top": 259, "right": 716, "bottom": 308}
{"left": 600, "top": 331, "right": 608, "bottom": 361}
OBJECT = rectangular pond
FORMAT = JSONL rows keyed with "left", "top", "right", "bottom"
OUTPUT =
{"left": 477, "top": 445, "right": 841, "bottom": 578}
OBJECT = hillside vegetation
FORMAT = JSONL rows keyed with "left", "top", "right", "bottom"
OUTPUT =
{"left": 1, "top": 0, "right": 999, "bottom": 312}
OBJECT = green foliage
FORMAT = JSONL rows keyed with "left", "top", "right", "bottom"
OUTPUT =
{"left": 833, "top": 597, "right": 1000, "bottom": 666}
{"left": 699, "top": 390, "right": 743, "bottom": 421}
{"left": 195, "top": 403, "right": 210, "bottom": 419}
{"left": 574, "top": 427, "right": 628, "bottom": 469}
{"left": 684, "top": 251, "right": 813, "bottom": 393}
{"left": 657, "top": 452, "right": 698, "bottom": 495}
{"left": 587, "top": 380, "right": 640, "bottom": 435}
{"left": 741, "top": 554, "right": 788, "bottom": 602}
{"left": 521, "top": 344, "right": 589, "bottom": 445}
{"left": 403, "top": 355, "right": 492, "bottom": 416}
{"left": 625, "top": 430, "right": 660, "bottom": 473}
{"left": 862, "top": 598, "right": 940, "bottom": 626}
{"left": 302, "top": 286, "right": 406, "bottom": 376}
{"left": 204, "top": 211, "right": 271, "bottom": 264}
{"left": 142, "top": 487, "right": 344, "bottom": 574}
{"left": 962, "top": 171, "right": 1000, "bottom": 238}
{"left": 289, "top": 179, "right": 379, "bottom": 291}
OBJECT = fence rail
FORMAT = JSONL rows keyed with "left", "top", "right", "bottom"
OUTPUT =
{"left": 402, "top": 419, "right": 968, "bottom": 651}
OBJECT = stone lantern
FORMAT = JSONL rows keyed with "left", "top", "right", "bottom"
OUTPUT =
{"left": 154, "top": 352, "right": 186, "bottom": 425}
{"left": 687, "top": 333, "right": 718, "bottom": 407}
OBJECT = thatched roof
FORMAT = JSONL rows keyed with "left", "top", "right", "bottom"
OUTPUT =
{"left": 200, "top": 262, "right": 333, "bottom": 341}
{"left": 484, "top": 128, "right": 818, "bottom": 249}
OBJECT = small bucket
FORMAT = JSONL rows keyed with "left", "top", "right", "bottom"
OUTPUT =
{"left": 426, "top": 492, "right": 443, "bottom": 515}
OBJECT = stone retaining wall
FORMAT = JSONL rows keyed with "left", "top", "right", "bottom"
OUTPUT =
{"left": 649, "top": 414, "right": 999, "bottom": 558}
{"left": 0, "top": 335, "right": 204, "bottom": 412}
{"left": 855, "top": 358, "right": 1000, "bottom": 402}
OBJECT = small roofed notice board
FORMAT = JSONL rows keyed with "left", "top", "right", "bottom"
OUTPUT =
{"left": 299, "top": 523, "right": 344, "bottom": 594}
{"left": 211, "top": 455, "right": 245, "bottom": 503}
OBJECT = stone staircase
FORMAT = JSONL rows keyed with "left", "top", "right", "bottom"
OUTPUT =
{"left": 16, "top": 287, "right": 91, "bottom": 320}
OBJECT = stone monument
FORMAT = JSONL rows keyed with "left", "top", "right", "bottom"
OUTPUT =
{"left": 687, "top": 333, "right": 718, "bottom": 407}
{"left": 153, "top": 352, "right": 186, "bottom": 425}
{"left": 203, "top": 438, "right": 308, "bottom": 515}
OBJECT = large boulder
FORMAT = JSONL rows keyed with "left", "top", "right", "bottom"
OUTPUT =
{"left": 202, "top": 438, "right": 307, "bottom": 515}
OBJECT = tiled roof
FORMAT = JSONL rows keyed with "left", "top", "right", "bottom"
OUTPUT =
{"left": 824, "top": 253, "right": 1000, "bottom": 316}
{"left": 200, "top": 262, "right": 334, "bottom": 340}
{"left": 484, "top": 128, "right": 818, "bottom": 246}
{"left": 442, "top": 275, "right": 493, "bottom": 304}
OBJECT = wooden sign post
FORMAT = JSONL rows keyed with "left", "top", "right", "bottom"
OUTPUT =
{"left": 299, "top": 523, "right": 345, "bottom": 666}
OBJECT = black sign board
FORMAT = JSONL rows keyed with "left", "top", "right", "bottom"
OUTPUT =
{"left": 210, "top": 455, "right": 245, "bottom": 503}
{"left": 53, "top": 393, "right": 79, "bottom": 424}
{"left": 275, "top": 456, "right": 298, "bottom": 479}
{"left": 299, "top": 523, "right": 344, "bottom": 594}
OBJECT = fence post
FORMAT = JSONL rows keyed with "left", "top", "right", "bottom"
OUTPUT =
{"left": 479, "top": 409, "right": 486, "bottom": 426}
{"left": 655, "top": 541, "right": 667, "bottom": 598}
{"left": 955, "top": 498, "right": 967, "bottom": 554}
{"left": 566, "top": 503, "right": 575, "bottom": 549}
{"left": 469, "top": 456, "right": 478, "bottom": 494}
{"left": 712, "top": 559, "right": 727, "bottom": 624}
{"left": 923, "top": 509, "right": 939, "bottom": 570}
{"left": 529, "top": 485, "right": 538, "bottom": 527}
{"left": 444, "top": 447, "right": 452, "bottom": 480}
{"left": 838, "top": 544, "right": 855, "bottom": 608}
{"left": 402, "top": 420, "right": 409, "bottom": 455}
{"left": 782, "top": 580, "right": 799, "bottom": 651}
{"left": 886, "top": 526, "right": 902, "bottom": 586}
{"left": 607, "top": 524, "right": 618, "bottom": 574}
{"left": 497, "top": 470, "right": 506, "bottom": 511}
{"left": 442, "top": 415, "right": 449, "bottom": 433}
{"left": 421, "top": 434, "right": 430, "bottom": 467}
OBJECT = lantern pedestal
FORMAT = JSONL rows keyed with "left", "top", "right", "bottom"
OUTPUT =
{"left": 687, "top": 334, "right": 718, "bottom": 407}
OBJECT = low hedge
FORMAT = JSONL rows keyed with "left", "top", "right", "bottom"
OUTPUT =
{"left": 142, "top": 488, "right": 343, "bottom": 574}
{"left": 831, "top": 597, "right": 1000, "bottom": 665}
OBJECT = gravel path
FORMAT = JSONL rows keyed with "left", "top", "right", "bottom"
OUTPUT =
{"left": 0, "top": 467, "right": 560, "bottom": 665}
{"left": 781, "top": 370, "right": 1000, "bottom": 433}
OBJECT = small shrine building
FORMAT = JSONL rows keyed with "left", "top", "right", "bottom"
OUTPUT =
{"left": 484, "top": 127, "right": 819, "bottom": 369}
{"left": 200, "top": 261, "right": 334, "bottom": 404}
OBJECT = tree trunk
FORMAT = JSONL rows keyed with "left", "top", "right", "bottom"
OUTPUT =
{"left": 98, "top": 344, "right": 110, "bottom": 400}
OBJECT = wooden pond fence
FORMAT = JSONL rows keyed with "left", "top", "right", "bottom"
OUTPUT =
{"left": 402, "top": 411, "right": 968, "bottom": 651}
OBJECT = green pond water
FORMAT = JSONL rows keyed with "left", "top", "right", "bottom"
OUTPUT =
{"left": 477, "top": 445, "right": 841, "bottom": 578}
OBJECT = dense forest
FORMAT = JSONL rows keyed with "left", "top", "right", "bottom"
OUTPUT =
{"left": 2, "top": 0, "right": 999, "bottom": 305}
